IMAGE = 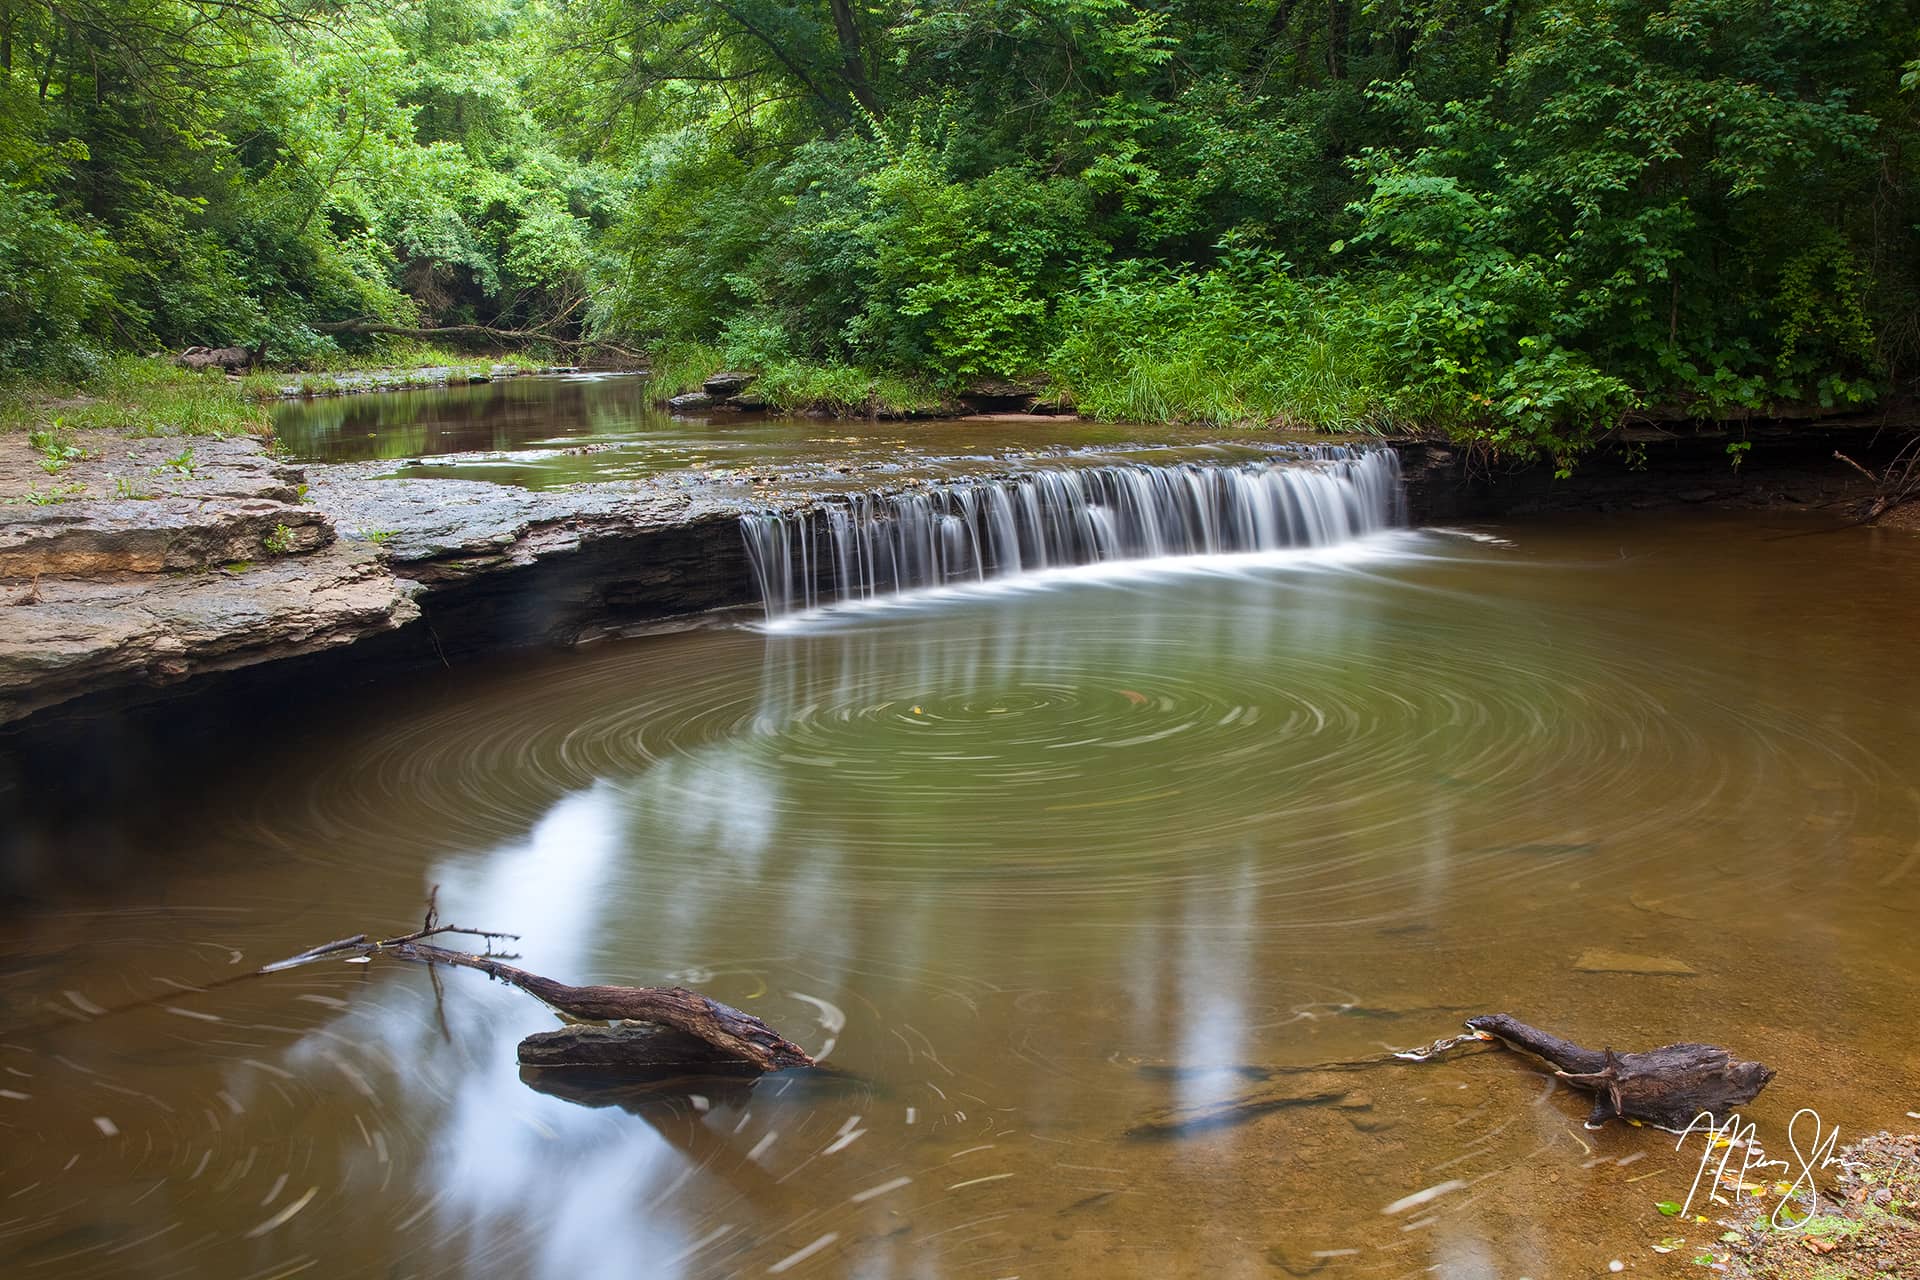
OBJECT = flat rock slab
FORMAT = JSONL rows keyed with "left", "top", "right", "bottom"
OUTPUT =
{"left": 1573, "top": 948, "right": 1697, "bottom": 975}
{"left": 0, "top": 541, "right": 417, "bottom": 723}
{"left": 302, "top": 470, "right": 724, "bottom": 576}
{"left": 0, "top": 432, "right": 328, "bottom": 576}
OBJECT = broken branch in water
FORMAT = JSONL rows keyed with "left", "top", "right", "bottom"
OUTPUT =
{"left": 1130, "top": 1013, "right": 1773, "bottom": 1139}
{"left": 1460, "top": 1012, "right": 1774, "bottom": 1129}
{"left": 260, "top": 897, "right": 813, "bottom": 1073}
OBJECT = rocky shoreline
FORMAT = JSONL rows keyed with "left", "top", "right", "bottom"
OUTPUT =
{"left": 265, "top": 361, "right": 587, "bottom": 400}
{"left": 1, "top": 398, "right": 1911, "bottom": 735}
{"left": 0, "top": 427, "right": 767, "bottom": 727}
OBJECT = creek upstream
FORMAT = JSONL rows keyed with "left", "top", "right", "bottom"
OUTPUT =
{"left": 2, "top": 378, "right": 1918, "bottom": 1279}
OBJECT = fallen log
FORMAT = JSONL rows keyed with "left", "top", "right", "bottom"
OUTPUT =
{"left": 261, "top": 895, "right": 814, "bottom": 1074}
{"left": 1462, "top": 1012, "right": 1774, "bottom": 1130}
{"left": 1125, "top": 1013, "right": 1773, "bottom": 1139}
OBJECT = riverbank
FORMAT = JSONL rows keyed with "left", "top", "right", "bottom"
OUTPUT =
{"left": 2, "top": 372, "right": 1914, "bottom": 738}
{"left": 0, "top": 350, "right": 595, "bottom": 447}
{"left": 1718, "top": 1131, "right": 1920, "bottom": 1278}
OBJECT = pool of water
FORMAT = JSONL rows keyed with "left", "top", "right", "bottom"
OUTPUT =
{"left": 3, "top": 508, "right": 1918, "bottom": 1277}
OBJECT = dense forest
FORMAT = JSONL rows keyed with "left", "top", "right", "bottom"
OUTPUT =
{"left": 4, "top": 0, "right": 1918, "bottom": 459}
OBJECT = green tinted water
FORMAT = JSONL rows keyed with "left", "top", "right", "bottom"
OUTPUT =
{"left": 3, "top": 483, "right": 1917, "bottom": 1277}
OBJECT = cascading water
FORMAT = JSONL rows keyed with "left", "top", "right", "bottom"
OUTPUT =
{"left": 741, "top": 445, "right": 1403, "bottom": 619}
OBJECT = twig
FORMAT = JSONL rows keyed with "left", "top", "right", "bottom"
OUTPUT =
{"left": 1834, "top": 450, "right": 1880, "bottom": 484}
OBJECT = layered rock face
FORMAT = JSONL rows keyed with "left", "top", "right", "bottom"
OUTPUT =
{"left": 1, "top": 430, "right": 752, "bottom": 728}
{"left": 1, "top": 433, "right": 419, "bottom": 725}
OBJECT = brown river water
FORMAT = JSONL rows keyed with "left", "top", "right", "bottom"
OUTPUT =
{"left": 2, "top": 383, "right": 1918, "bottom": 1279}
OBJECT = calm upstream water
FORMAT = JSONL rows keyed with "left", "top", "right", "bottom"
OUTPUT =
{"left": 3, "top": 384, "right": 1918, "bottom": 1278}
{"left": 266, "top": 372, "right": 1312, "bottom": 492}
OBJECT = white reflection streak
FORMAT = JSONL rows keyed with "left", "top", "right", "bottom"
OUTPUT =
{"left": 281, "top": 784, "right": 706, "bottom": 1280}
{"left": 1174, "top": 854, "right": 1255, "bottom": 1116}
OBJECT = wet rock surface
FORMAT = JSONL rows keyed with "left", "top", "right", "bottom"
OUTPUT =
{"left": 302, "top": 464, "right": 730, "bottom": 580}
{"left": 5, "top": 398, "right": 1911, "bottom": 730}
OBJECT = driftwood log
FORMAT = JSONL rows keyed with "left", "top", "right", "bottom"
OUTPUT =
{"left": 517, "top": 1023, "right": 760, "bottom": 1071}
{"left": 1463, "top": 1013, "right": 1774, "bottom": 1129}
{"left": 174, "top": 342, "right": 267, "bottom": 372}
{"left": 1128, "top": 1012, "right": 1774, "bottom": 1139}
{"left": 263, "top": 897, "right": 814, "bottom": 1074}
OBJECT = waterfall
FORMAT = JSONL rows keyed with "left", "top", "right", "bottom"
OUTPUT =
{"left": 741, "top": 446, "right": 1403, "bottom": 619}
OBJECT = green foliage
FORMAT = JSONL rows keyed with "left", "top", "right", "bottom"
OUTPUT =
{"left": 263, "top": 523, "right": 297, "bottom": 555}
{"left": 4, "top": 0, "right": 1919, "bottom": 460}
{"left": 0, "top": 358, "right": 269, "bottom": 439}
{"left": 752, "top": 362, "right": 945, "bottom": 416}
{"left": 0, "top": 0, "right": 611, "bottom": 381}
{"left": 28, "top": 425, "right": 89, "bottom": 473}
{"left": 8, "top": 483, "right": 89, "bottom": 506}
{"left": 643, "top": 343, "right": 730, "bottom": 399}
{"left": 558, "top": 0, "right": 1920, "bottom": 455}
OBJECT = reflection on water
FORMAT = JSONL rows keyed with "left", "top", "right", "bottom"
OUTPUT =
{"left": 3, "top": 515, "right": 1919, "bottom": 1278}
{"left": 269, "top": 374, "right": 1296, "bottom": 491}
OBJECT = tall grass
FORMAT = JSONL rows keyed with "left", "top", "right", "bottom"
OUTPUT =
{"left": 1049, "top": 261, "right": 1421, "bottom": 434}
{"left": 753, "top": 361, "right": 945, "bottom": 416}
{"left": 643, "top": 342, "right": 730, "bottom": 398}
{"left": 1, "top": 356, "right": 269, "bottom": 437}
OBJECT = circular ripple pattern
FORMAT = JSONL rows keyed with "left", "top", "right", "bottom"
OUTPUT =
{"left": 10, "top": 529, "right": 1920, "bottom": 1280}
{"left": 241, "top": 540, "right": 1907, "bottom": 915}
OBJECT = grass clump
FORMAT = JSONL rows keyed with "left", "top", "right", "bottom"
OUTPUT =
{"left": 642, "top": 342, "right": 729, "bottom": 399}
{"left": 1, "top": 356, "right": 270, "bottom": 439}
{"left": 753, "top": 361, "right": 946, "bottom": 417}
{"left": 6, "top": 482, "right": 88, "bottom": 505}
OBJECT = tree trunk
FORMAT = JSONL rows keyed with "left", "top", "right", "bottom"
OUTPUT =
{"left": 1495, "top": 0, "right": 1519, "bottom": 69}
{"left": 1326, "top": 0, "right": 1351, "bottom": 79}
{"left": 827, "top": 0, "right": 880, "bottom": 115}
